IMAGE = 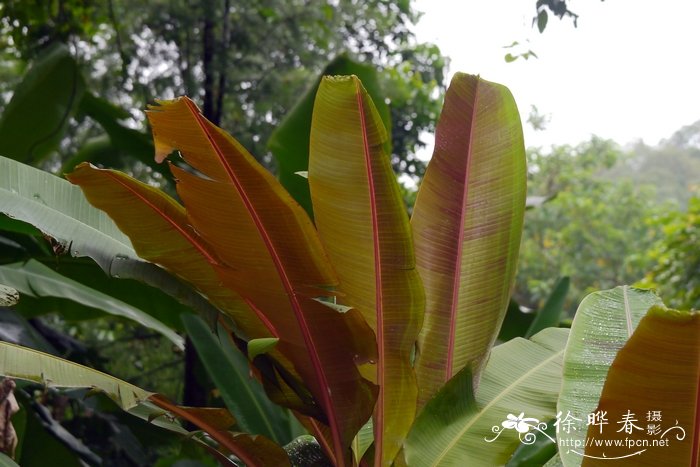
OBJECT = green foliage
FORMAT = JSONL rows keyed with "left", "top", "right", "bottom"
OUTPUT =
{"left": 639, "top": 197, "right": 700, "bottom": 310}
{"left": 604, "top": 121, "right": 700, "bottom": 209}
{"left": 516, "top": 138, "right": 661, "bottom": 313}
{"left": 382, "top": 43, "right": 446, "bottom": 178}
{"left": 0, "top": 0, "right": 447, "bottom": 177}
{"left": 0, "top": 43, "right": 84, "bottom": 165}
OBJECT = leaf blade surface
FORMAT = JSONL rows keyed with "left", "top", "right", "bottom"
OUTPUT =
{"left": 411, "top": 73, "right": 527, "bottom": 406}
{"left": 308, "top": 75, "right": 424, "bottom": 466}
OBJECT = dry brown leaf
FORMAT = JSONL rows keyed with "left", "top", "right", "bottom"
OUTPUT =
{"left": 0, "top": 378, "right": 19, "bottom": 458}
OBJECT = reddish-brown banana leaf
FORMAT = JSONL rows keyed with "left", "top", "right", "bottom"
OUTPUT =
{"left": 67, "top": 164, "right": 270, "bottom": 340}
{"left": 411, "top": 73, "right": 526, "bottom": 407}
{"left": 308, "top": 75, "right": 425, "bottom": 466}
{"left": 68, "top": 164, "right": 320, "bottom": 418}
{"left": 146, "top": 97, "right": 377, "bottom": 465}
{"left": 582, "top": 306, "right": 699, "bottom": 466}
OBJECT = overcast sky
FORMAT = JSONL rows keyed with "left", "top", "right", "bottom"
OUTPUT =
{"left": 412, "top": 0, "right": 700, "bottom": 149}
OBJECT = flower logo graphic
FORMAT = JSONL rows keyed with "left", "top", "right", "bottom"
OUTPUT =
{"left": 502, "top": 412, "right": 540, "bottom": 433}
{"left": 486, "top": 413, "right": 552, "bottom": 445}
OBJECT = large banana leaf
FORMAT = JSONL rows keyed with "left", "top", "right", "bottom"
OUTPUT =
{"left": 581, "top": 306, "right": 699, "bottom": 466}
{"left": 0, "top": 43, "right": 84, "bottom": 164}
{"left": 25, "top": 259, "right": 193, "bottom": 331}
{"left": 0, "top": 156, "right": 217, "bottom": 321}
{"left": 308, "top": 75, "right": 424, "bottom": 466}
{"left": 268, "top": 55, "right": 391, "bottom": 217}
{"left": 0, "top": 341, "right": 170, "bottom": 431}
{"left": 404, "top": 328, "right": 569, "bottom": 466}
{"left": 146, "top": 97, "right": 377, "bottom": 465}
{"left": 0, "top": 260, "right": 182, "bottom": 348}
{"left": 0, "top": 453, "right": 19, "bottom": 467}
{"left": 63, "top": 93, "right": 171, "bottom": 181}
{"left": 410, "top": 73, "right": 526, "bottom": 407}
{"left": 67, "top": 163, "right": 267, "bottom": 339}
{"left": 557, "top": 286, "right": 662, "bottom": 466}
{"left": 0, "top": 342, "right": 290, "bottom": 466}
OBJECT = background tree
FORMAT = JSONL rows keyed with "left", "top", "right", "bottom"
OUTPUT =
{"left": 639, "top": 197, "right": 700, "bottom": 310}
{"left": 605, "top": 120, "right": 700, "bottom": 209}
{"left": 0, "top": 0, "right": 446, "bottom": 176}
{"left": 515, "top": 137, "right": 663, "bottom": 313}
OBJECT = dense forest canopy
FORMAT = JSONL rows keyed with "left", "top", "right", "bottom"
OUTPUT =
{"left": 0, "top": 0, "right": 445, "bottom": 178}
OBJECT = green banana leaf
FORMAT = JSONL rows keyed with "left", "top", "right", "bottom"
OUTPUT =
{"left": 0, "top": 43, "right": 85, "bottom": 165}
{"left": 0, "top": 453, "right": 20, "bottom": 467}
{"left": 0, "top": 260, "right": 182, "bottom": 348}
{"left": 63, "top": 93, "right": 171, "bottom": 181}
{"left": 525, "top": 277, "right": 569, "bottom": 338}
{"left": 25, "top": 259, "right": 193, "bottom": 331}
{"left": 581, "top": 306, "right": 699, "bottom": 466}
{"left": 0, "top": 342, "right": 290, "bottom": 466}
{"left": 411, "top": 73, "right": 527, "bottom": 408}
{"left": 544, "top": 454, "right": 565, "bottom": 466}
{"left": 0, "top": 341, "right": 171, "bottom": 430}
{"left": 308, "top": 75, "right": 423, "bottom": 466}
{"left": 182, "top": 313, "right": 299, "bottom": 444}
{"left": 556, "top": 286, "right": 662, "bottom": 466}
{"left": 404, "top": 327, "right": 569, "bottom": 467}
{"left": 506, "top": 418, "right": 557, "bottom": 466}
{"left": 268, "top": 54, "right": 391, "bottom": 217}
{"left": 0, "top": 156, "right": 218, "bottom": 323}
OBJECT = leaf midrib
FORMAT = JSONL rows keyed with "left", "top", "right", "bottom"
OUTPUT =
{"left": 446, "top": 76, "right": 481, "bottom": 380}
{"left": 180, "top": 98, "right": 343, "bottom": 462}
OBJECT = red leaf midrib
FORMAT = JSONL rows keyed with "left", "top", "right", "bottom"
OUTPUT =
{"left": 179, "top": 98, "right": 345, "bottom": 465}
{"left": 103, "top": 170, "right": 218, "bottom": 265}
{"left": 445, "top": 77, "right": 481, "bottom": 380}
{"left": 354, "top": 79, "right": 387, "bottom": 464}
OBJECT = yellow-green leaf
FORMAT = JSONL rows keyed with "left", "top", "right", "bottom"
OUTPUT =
{"left": 557, "top": 286, "right": 663, "bottom": 466}
{"left": 309, "top": 75, "right": 424, "bottom": 466}
{"left": 581, "top": 306, "right": 699, "bottom": 466}
{"left": 147, "top": 97, "right": 377, "bottom": 465}
{"left": 405, "top": 328, "right": 568, "bottom": 466}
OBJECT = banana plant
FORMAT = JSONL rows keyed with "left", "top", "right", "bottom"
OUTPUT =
{"left": 0, "top": 72, "right": 559, "bottom": 466}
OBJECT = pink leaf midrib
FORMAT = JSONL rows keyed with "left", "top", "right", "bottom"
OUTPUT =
{"left": 354, "top": 80, "right": 386, "bottom": 463}
{"left": 691, "top": 327, "right": 700, "bottom": 467}
{"left": 180, "top": 99, "right": 345, "bottom": 465}
{"left": 445, "top": 77, "right": 480, "bottom": 380}
{"left": 103, "top": 170, "right": 218, "bottom": 265}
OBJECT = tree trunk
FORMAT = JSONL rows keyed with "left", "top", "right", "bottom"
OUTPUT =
{"left": 202, "top": 0, "right": 217, "bottom": 124}
{"left": 214, "top": 0, "right": 231, "bottom": 126}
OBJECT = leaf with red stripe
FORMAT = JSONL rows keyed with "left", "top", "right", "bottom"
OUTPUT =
{"left": 146, "top": 97, "right": 377, "bottom": 465}
{"left": 411, "top": 73, "right": 526, "bottom": 407}
{"left": 67, "top": 163, "right": 271, "bottom": 341}
{"left": 308, "top": 76, "right": 425, "bottom": 466}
